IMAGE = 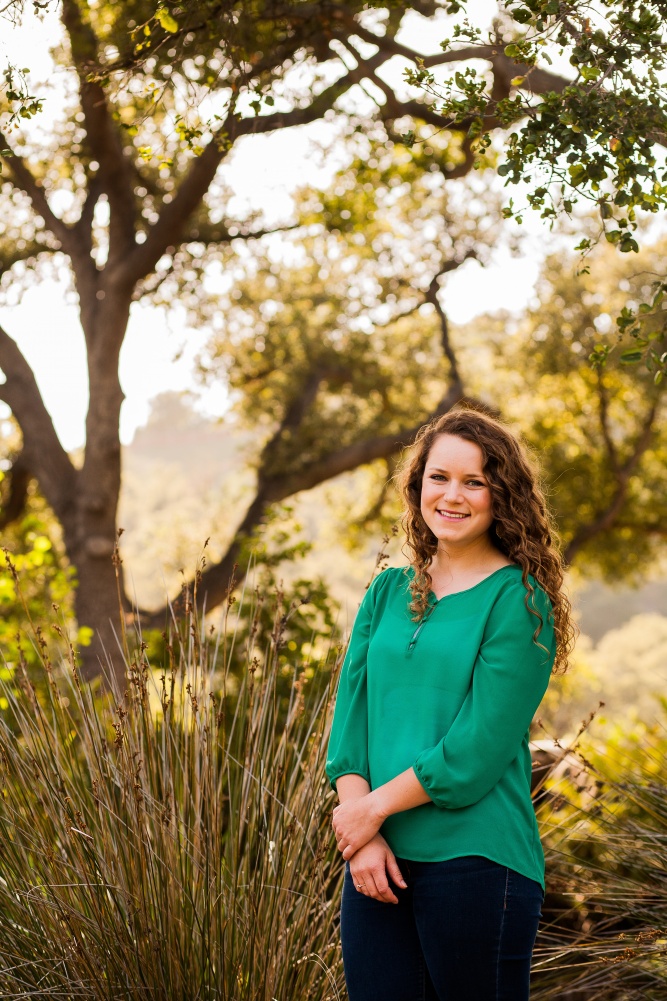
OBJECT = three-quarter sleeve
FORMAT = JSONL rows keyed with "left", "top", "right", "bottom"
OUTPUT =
{"left": 325, "top": 579, "right": 379, "bottom": 791}
{"left": 413, "top": 580, "right": 556, "bottom": 810}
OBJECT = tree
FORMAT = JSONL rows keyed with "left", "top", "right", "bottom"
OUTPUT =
{"left": 196, "top": 150, "right": 667, "bottom": 603}
{"left": 1, "top": 0, "right": 586, "bottom": 682}
{"left": 405, "top": 0, "right": 667, "bottom": 372}
{"left": 482, "top": 238, "right": 667, "bottom": 572}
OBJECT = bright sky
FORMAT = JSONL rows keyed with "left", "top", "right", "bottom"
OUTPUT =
{"left": 0, "top": 2, "right": 547, "bottom": 451}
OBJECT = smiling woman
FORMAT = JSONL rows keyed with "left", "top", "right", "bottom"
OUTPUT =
{"left": 326, "top": 407, "right": 577, "bottom": 1001}
{"left": 419, "top": 434, "right": 503, "bottom": 596}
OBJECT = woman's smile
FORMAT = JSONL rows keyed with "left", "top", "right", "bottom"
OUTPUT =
{"left": 421, "top": 435, "right": 494, "bottom": 546}
{"left": 435, "top": 509, "right": 470, "bottom": 521}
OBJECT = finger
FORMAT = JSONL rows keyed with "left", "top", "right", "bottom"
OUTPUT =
{"left": 353, "top": 879, "right": 368, "bottom": 896}
{"left": 364, "top": 872, "right": 392, "bottom": 903}
{"left": 369, "top": 868, "right": 398, "bottom": 905}
{"left": 350, "top": 868, "right": 368, "bottom": 895}
{"left": 386, "top": 853, "right": 408, "bottom": 890}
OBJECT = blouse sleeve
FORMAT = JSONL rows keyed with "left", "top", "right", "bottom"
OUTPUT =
{"left": 412, "top": 580, "right": 556, "bottom": 810}
{"left": 325, "top": 575, "right": 382, "bottom": 792}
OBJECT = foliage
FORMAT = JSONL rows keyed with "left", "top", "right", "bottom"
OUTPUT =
{"left": 537, "top": 613, "right": 667, "bottom": 741}
{"left": 0, "top": 489, "right": 76, "bottom": 673}
{"left": 0, "top": 584, "right": 345, "bottom": 999}
{"left": 405, "top": 0, "right": 667, "bottom": 373}
{"left": 534, "top": 713, "right": 667, "bottom": 998}
{"left": 480, "top": 238, "right": 667, "bottom": 577}
{"left": 408, "top": 1, "right": 667, "bottom": 242}
{"left": 194, "top": 136, "right": 500, "bottom": 510}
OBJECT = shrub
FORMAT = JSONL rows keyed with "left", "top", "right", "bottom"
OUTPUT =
{"left": 0, "top": 585, "right": 345, "bottom": 999}
{"left": 533, "top": 712, "right": 667, "bottom": 1000}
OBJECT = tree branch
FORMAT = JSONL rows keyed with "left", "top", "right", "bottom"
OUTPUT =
{"left": 339, "top": 16, "right": 571, "bottom": 93}
{"left": 565, "top": 397, "right": 660, "bottom": 563}
{"left": 0, "top": 449, "right": 31, "bottom": 529}
{"left": 179, "top": 219, "right": 300, "bottom": 246}
{"left": 0, "top": 134, "right": 72, "bottom": 253}
{"left": 61, "top": 0, "right": 137, "bottom": 264}
{"left": 425, "top": 253, "right": 476, "bottom": 392}
{"left": 596, "top": 369, "right": 620, "bottom": 477}
{"left": 72, "top": 173, "right": 104, "bottom": 255}
{"left": 120, "top": 44, "right": 394, "bottom": 286}
{"left": 0, "top": 324, "right": 77, "bottom": 524}
{"left": 0, "top": 239, "right": 58, "bottom": 276}
{"left": 140, "top": 381, "right": 472, "bottom": 626}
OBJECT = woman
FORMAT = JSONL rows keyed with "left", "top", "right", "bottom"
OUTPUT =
{"left": 325, "top": 408, "right": 575, "bottom": 1001}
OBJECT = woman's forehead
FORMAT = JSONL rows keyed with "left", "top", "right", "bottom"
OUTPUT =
{"left": 425, "top": 434, "right": 484, "bottom": 470}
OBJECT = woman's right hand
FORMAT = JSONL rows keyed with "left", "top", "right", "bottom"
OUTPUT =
{"left": 349, "top": 833, "right": 407, "bottom": 904}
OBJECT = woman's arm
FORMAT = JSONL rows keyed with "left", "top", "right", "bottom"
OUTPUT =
{"left": 333, "top": 768, "right": 431, "bottom": 860}
{"left": 334, "top": 773, "right": 408, "bottom": 902}
{"left": 336, "top": 773, "right": 371, "bottom": 802}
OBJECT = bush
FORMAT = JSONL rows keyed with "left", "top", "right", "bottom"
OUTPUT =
{"left": 533, "top": 712, "right": 667, "bottom": 1000}
{"left": 0, "top": 586, "right": 345, "bottom": 999}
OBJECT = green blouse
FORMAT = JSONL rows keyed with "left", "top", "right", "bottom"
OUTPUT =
{"left": 325, "top": 564, "right": 556, "bottom": 891}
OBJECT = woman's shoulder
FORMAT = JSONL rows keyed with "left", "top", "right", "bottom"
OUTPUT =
{"left": 495, "top": 565, "right": 553, "bottom": 616}
{"left": 367, "top": 564, "right": 409, "bottom": 594}
{"left": 360, "top": 565, "right": 410, "bottom": 606}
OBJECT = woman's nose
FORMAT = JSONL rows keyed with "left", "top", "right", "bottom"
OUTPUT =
{"left": 441, "top": 479, "right": 463, "bottom": 500}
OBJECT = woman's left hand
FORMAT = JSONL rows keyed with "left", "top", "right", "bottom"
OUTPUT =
{"left": 332, "top": 793, "right": 384, "bottom": 860}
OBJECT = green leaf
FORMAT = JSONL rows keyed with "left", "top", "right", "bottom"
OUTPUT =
{"left": 156, "top": 7, "right": 179, "bottom": 33}
{"left": 619, "top": 350, "right": 643, "bottom": 363}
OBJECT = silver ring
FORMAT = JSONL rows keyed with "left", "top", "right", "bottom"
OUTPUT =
{"left": 356, "top": 882, "right": 363, "bottom": 889}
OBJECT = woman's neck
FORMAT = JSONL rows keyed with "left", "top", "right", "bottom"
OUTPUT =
{"left": 431, "top": 538, "right": 507, "bottom": 577}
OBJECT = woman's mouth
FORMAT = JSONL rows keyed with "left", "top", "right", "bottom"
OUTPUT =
{"left": 436, "top": 510, "right": 470, "bottom": 521}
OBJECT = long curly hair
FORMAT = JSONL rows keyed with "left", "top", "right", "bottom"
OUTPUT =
{"left": 396, "top": 408, "right": 576, "bottom": 675}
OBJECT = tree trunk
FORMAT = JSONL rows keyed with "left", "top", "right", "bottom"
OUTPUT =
{"left": 69, "top": 541, "right": 126, "bottom": 685}
{"left": 67, "top": 284, "right": 130, "bottom": 686}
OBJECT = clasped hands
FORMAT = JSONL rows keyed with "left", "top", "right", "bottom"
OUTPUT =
{"left": 332, "top": 791, "right": 408, "bottom": 904}
{"left": 332, "top": 791, "right": 385, "bottom": 861}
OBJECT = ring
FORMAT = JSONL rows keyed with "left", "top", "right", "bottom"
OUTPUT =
{"left": 356, "top": 883, "right": 363, "bottom": 889}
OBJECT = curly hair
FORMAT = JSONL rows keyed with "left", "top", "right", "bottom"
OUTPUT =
{"left": 395, "top": 407, "right": 576, "bottom": 675}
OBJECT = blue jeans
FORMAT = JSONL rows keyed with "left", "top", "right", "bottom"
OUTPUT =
{"left": 340, "top": 854, "right": 543, "bottom": 1001}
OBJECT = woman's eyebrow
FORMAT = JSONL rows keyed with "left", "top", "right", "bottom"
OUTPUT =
{"left": 426, "top": 465, "right": 486, "bottom": 477}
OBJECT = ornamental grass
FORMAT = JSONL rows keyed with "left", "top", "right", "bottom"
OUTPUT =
{"left": 533, "top": 710, "right": 667, "bottom": 1000}
{"left": 0, "top": 578, "right": 345, "bottom": 999}
{"left": 1, "top": 561, "right": 666, "bottom": 999}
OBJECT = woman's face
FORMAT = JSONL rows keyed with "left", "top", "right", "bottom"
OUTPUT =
{"left": 420, "top": 434, "right": 495, "bottom": 548}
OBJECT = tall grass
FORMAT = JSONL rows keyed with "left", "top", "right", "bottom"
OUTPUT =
{"left": 0, "top": 578, "right": 345, "bottom": 999}
{"left": 2, "top": 554, "right": 667, "bottom": 1000}
{"left": 533, "top": 715, "right": 667, "bottom": 1000}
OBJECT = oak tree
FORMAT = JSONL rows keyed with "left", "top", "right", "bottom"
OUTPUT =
{"left": 0, "top": 1, "right": 616, "bottom": 681}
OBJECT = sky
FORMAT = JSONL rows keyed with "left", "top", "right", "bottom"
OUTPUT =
{"left": 0, "top": 2, "right": 548, "bottom": 452}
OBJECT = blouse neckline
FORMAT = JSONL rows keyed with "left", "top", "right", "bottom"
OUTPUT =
{"left": 407, "top": 563, "right": 519, "bottom": 604}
